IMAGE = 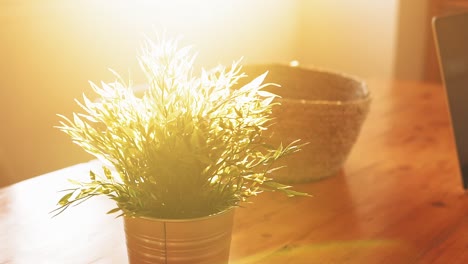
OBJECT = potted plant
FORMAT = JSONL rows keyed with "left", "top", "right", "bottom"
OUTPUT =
{"left": 53, "top": 37, "right": 308, "bottom": 263}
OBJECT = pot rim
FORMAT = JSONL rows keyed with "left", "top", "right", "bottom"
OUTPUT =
{"left": 124, "top": 206, "right": 235, "bottom": 223}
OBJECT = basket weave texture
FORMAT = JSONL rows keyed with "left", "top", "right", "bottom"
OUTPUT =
{"left": 240, "top": 65, "right": 371, "bottom": 183}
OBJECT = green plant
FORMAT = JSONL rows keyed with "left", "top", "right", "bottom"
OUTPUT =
{"left": 53, "top": 37, "right": 308, "bottom": 219}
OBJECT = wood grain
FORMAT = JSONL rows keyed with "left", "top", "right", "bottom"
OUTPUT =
{"left": 1, "top": 80, "right": 467, "bottom": 264}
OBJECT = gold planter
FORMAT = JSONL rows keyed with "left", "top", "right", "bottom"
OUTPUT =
{"left": 123, "top": 208, "right": 235, "bottom": 264}
{"left": 240, "top": 64, "right": 371, "bottom": 183}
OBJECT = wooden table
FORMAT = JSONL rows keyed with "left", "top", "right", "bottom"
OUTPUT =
{"left": 1, "top": 80, "right": 467, "bottom": 264}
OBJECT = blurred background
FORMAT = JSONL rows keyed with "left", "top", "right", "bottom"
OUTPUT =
{"left": 0, "top": 0, "right": 457, "bottom": 186}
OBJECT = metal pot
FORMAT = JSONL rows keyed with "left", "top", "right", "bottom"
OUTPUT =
{"left": 123, "top": 208, "right": 235, "bottom": 264}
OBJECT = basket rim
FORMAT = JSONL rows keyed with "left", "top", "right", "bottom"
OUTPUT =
{"left": 278, "top": 94, "right": 372, "bottom": 105}
{"left": 243, "top": 63, "right": 371, "bottom": 104}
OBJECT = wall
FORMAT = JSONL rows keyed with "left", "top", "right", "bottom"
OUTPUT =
{"left": 0, "top": 0, "right": 300, "bottom": 186}
{"left": 298, "top": 0, "right": 399, "bottom": 80}
{"left": 393, "top": 0, "right": 430, "bottom": 80}
{"left": 1, "top": 0, "right": 408, "bottom": 186}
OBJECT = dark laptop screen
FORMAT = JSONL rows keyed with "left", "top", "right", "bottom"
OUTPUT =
{"left": 433, "top": 13, "right": 468, "bottom": 189}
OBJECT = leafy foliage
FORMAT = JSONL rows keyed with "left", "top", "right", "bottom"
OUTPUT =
{"left": 53, "top": 37, "right": 308, "bottom": 219}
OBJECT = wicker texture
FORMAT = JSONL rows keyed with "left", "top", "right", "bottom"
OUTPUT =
{"left": 240, "top": 65, "right": 371, "bottom": 183}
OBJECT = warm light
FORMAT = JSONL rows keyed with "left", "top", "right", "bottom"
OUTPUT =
{"left": 290, "top": 60, "right": 300, "bottom": 67}
{"left": 0, "top": 0, "right": 300, "bottom": 185}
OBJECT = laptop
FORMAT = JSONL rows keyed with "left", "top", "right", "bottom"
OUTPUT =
{"left": 433, "top": 12, "right": 468, "bottom": 189}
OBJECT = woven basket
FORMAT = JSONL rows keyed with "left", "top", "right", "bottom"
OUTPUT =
{"left": 240, "top": 64, "right": 371, "bottom": 183}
